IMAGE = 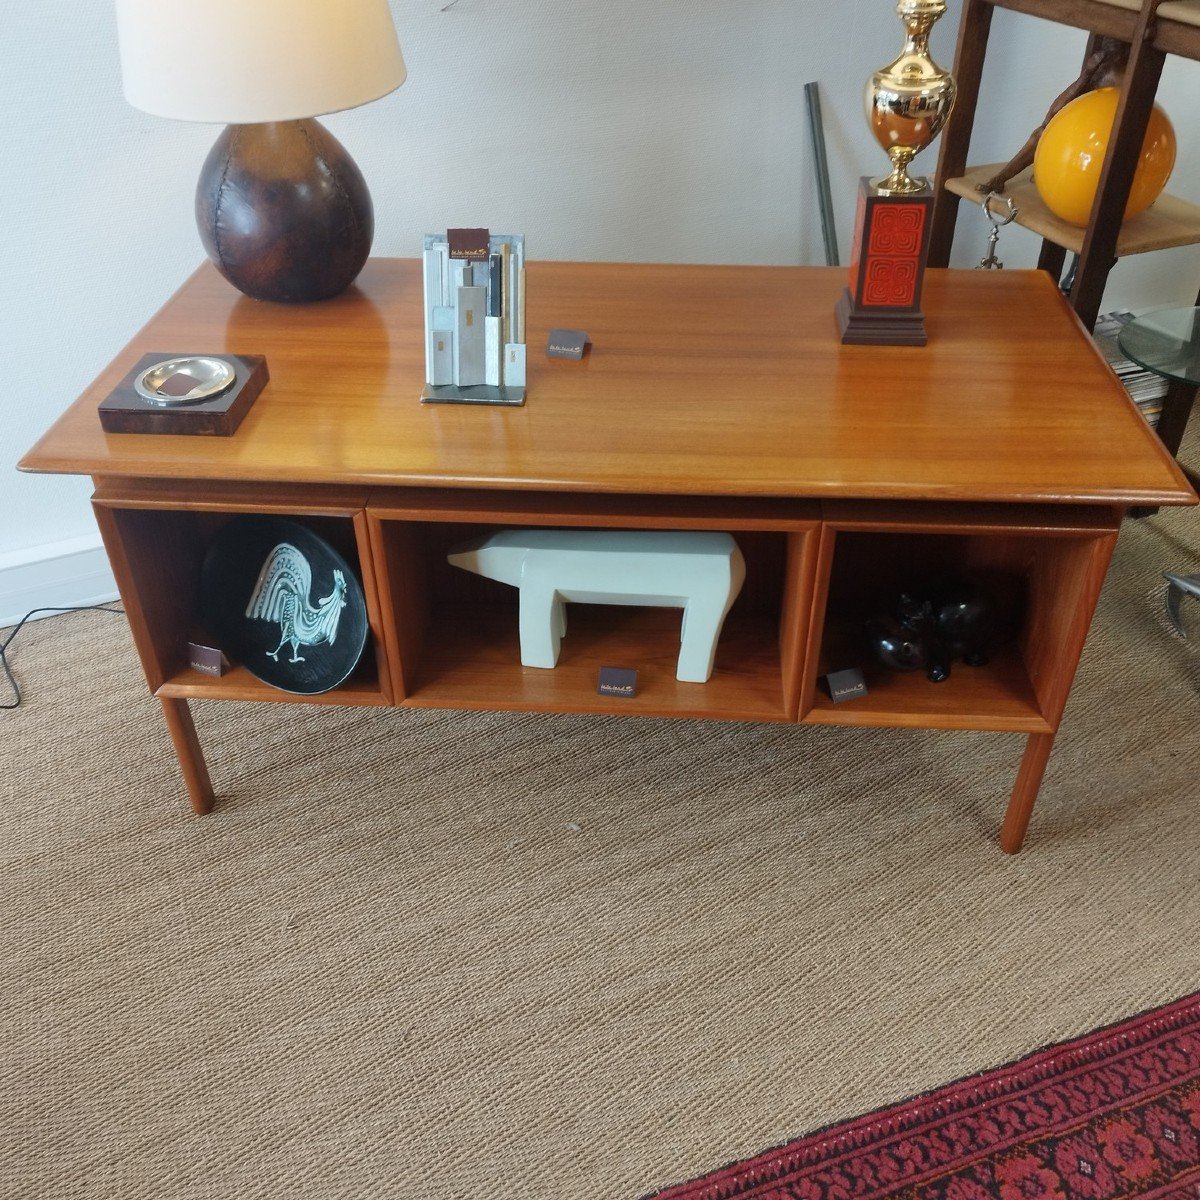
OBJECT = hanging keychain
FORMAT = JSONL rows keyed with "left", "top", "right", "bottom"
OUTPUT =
{"left": 976, "top": 193, "right": 1018, "bottom": 269}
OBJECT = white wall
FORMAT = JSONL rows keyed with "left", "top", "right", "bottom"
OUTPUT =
{"left": 3, "top": 1, "right": 1199, "bottom": 613}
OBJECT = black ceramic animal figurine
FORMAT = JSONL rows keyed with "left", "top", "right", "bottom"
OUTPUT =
{"left": 865, "top": 576, "right": 992, "bottom": 683}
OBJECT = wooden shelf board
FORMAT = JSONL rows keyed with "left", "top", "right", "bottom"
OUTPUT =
{"left": 1158, "top": 1, "right": 1200, "bottom": 30}
{"left": 402, "top": 604, "right": 791, "bottom": 722}
{"left": 803, "top": 626, "right": 1050, "bottom": 734}
{"left": 980, "top": 0, "right": 1200, "bottom": 54}
{"left": 945, "top": 165, "right": 1200, "bottom": 257}
{"left": 983, "top": 0, "right": 1138, "bottom": 38}
{"left": 1157, "top": 2, "right": 1200, "bottom": 59}
{"left": 157, "top": 661, "right": 388, "bottom": 706}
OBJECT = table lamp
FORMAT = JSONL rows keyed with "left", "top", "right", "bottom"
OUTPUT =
{"left": 115, "top": 0, "right": 406, "bottom": 303}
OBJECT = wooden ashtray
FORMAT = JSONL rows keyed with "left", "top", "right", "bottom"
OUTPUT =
{"left": 98, "top": 353, "right": 268, "bottom": 436}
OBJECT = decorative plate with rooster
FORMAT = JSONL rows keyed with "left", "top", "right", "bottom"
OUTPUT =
{"left": 201, "top": 516, "right": 369, "bottom": 694}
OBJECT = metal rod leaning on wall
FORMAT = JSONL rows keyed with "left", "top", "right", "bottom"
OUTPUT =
{"left": 805, "top": 81, "right": 840, "bottom": 267}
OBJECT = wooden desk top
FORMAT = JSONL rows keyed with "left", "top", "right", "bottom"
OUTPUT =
{"left": 20, "top": 260, "right": 1196, "bottom": 507}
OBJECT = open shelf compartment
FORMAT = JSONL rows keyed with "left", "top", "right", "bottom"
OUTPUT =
{"left": 367, "top": 493, "right": 821, "bottom": 722}
{"left": 92, "top": 487, "right": 390, "bottom": 706}
{"left": 800, "top": 506, "right": 1120, "bottom": 733}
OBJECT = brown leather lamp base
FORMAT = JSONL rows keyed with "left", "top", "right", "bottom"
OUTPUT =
{"left": 195, "top": 119, "right": 373, "bottom": 304}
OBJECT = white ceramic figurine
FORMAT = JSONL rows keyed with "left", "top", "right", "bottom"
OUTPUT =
{"left": 447, "top": 529, "right": 746, "bottom": 683}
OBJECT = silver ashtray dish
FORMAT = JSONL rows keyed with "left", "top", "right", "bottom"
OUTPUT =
{"left": 134, "top": 356, "right": 236, "bottom": 407}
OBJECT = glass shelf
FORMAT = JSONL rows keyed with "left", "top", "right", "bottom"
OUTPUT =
{"left": 1119, "top": 307, "right": 1200, "bottom": 386}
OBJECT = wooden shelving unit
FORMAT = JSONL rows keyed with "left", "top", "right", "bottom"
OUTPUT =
{"left": 89, "top": 484, "right": 1121, "bottom": 835}
{"left": 929, "top": 0, "right": 1200, "bottom": 473}
{"left": 91, "top": 488, "right": 1117, "bottom": 733}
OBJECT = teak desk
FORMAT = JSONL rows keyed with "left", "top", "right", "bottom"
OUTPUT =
{"left": 20, "top": 261, "right": 1196, "bottom": 852}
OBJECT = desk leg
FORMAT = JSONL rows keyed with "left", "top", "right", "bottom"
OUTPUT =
{"left": 160, "top": 697, "right": 215, "bottom": 815}
{"left": 1000, "top": 731, "right": 1056, "bottom": 854}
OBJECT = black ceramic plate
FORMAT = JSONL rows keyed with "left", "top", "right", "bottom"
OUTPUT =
{"left": 200, "top": 516, "right": 369, "bottom": 695}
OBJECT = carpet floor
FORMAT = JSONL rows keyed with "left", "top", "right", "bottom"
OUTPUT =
{"left": 2, "top": 491, "right": 1198, "bottom": 1199}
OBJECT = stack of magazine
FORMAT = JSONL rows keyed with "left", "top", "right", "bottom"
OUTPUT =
{"left": 1093, "top": 310, "right": 1167, "bottom": 427}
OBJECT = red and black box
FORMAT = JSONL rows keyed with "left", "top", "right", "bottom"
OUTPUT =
{"left": 835, "top": 176, "right": 935, "bottom": 347}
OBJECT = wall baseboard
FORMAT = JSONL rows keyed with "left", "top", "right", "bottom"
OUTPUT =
{"left": 0, "top": 535, "right": 119, "bottom": 629}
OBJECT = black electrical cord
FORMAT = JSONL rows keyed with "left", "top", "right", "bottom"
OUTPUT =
{"left": 1, "top": 605, "right": 125, "bottom": 710}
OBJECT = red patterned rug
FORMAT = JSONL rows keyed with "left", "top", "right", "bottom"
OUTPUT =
{"left": 647, "top": 992, "right": 1200, "bottom": 1200}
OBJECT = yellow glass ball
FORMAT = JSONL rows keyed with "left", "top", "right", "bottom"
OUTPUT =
{"left": 1033, "top": 87, "right": 1176, "bottom": 227}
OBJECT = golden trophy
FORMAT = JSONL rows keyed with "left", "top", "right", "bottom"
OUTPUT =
{"left": 836, "top": 0, "right": 957, "bottom": 346}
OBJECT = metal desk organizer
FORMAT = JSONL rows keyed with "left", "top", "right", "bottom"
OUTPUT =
{"left": 420, "top": 230, "right": 526, "bottom": 406}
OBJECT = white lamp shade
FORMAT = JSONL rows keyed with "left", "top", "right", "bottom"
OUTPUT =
{"left": 115, "top": 0, "right": 406, "bottom": 124}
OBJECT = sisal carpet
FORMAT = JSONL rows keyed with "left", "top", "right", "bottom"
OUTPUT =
{"left": 2, "top": 491, "right": 1199, "bottom": 1199}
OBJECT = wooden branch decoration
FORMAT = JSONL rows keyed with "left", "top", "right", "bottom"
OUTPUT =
{"left": 978, "top": 38, "right": 1129, "bottom": 195}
